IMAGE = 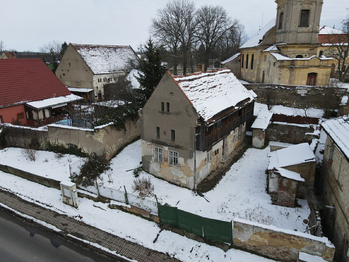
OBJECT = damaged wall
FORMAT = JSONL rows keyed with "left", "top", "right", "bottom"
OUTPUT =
{"left": 233, "top": 219, "right": 335, "bottom": 262}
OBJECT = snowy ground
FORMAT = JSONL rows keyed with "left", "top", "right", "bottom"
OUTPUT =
{"left": 0, "top": 146, "right": 276, "bottom": 261}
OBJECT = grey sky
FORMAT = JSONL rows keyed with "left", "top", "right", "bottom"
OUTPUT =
{"left": 1, "top": 0, "right": 348, "bottom": 52}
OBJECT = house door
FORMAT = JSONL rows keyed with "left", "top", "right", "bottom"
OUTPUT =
{"left": 306, "top": 73, "right": 317, "bottom": 86}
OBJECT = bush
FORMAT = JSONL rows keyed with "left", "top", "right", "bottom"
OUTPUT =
{"left": 132, "top": 177, "right": 154, "bottom": 197}
{"left": 22, "top": 147, "right": 37, "bottom": 161}
{"left": 71, "top": 154, "right": 110, "bottom": 187}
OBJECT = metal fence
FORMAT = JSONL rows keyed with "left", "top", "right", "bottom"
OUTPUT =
{"left": 158, "top": 204, "right": 232, "bottom": 244}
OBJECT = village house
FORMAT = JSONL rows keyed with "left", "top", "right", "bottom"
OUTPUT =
{"left": 318, "top": 26, "right": 349, "bottom": 81}
{"left": 140, "top": 69, "right": 256, "bottom": 189}
{"left": 321, "top": 115, "right": 349, "bottom": 261}
{"left": 267, "top": 143, "right": 316, "bottom": 206}
{"left": 0, "top": 59, "right": 82, "bottom": 127}
{"left": 226, "top": 0, "right": 333, "bottom": 87}
{"left": 56, "top": 43, "right": 139, "bottom": 103}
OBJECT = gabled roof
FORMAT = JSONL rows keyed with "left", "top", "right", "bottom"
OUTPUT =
{"left": 221, "top": 53, "right": 240, "bottom": 64}
{"left": 268, "top": 143, "right": 315, "bottom": 170}
{"left": 322, "top": 115, "right": 349, "bottom": 159}
{"left": 172, "top": 69, "right": 256, "bottom": 122}
{"left": 0, "top": 59, "right": 73, "bottom": 108}
{"left": 240, "top": 19, "right": 276, "bottom": 49}
{"left": 72, "top": 44, "right": 138, "bottom": 75}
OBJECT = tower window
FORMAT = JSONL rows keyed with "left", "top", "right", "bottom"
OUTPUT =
{"left": 251, "top": 54, "right": 254, "bottom": 70}
{"left": 299, "top": 10, "right": 310, "bottom": 27}
{"left": 278, "top": 12, "right": 284, "bottom": 29}
{"left": 241, "top": 54, "right": 244, "bottom": 68}
{"left": 246, "top": 54, "right": 249, "bottom": 69}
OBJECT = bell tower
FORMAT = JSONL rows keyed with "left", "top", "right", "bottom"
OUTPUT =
{"left": 275, "top": 0, "right": 323, "bottom": 44}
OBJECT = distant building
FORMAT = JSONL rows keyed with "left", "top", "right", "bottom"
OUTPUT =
{"left": 56, "top": 43, "right": 139, "bottom": 102}
{"left": 140, "top": 69, "right": 256, "bottom": 189}
{"left": 0, "top": 59, "right": 82, "bottom": 127}
{"left": 237, "top": 0, "right": 333, "bottom": 86}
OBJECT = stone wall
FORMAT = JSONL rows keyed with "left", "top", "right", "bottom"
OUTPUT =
{"left": 266, "top": 122, "right": 317, "bottom": 144}
{"left": 244, "top": 84, "right": 347, "bottom": 114}
{"left": 233, "top": 219, "right": 335, "bottom": 262}
{"left": 1, "top": 120, "right": 140, "bottom": 160}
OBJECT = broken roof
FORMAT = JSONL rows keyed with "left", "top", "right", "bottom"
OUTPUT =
{"left": 268, "top": 143, "right": 315, "bottom": 170}
{"left": 322, "top": 115, "right": 349, "bottom": 160}
{"left": 72, "top": 44, "right": 138, "bottom": 75}
{"left": 173, "top": 69, "right": 256, "bottom": 122}
{"left": 0, "top": 59, "right": 72, "bottom": 108}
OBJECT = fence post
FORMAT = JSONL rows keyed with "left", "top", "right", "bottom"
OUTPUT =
{"left": 124, "top": 185, "right": 129, "bottom": 205}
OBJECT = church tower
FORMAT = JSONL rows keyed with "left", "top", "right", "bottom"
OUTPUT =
{"left": 275, "top": 0, "right": 323, "bottom": 44}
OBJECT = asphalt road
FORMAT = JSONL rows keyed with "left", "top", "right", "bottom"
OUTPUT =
{"left": 0, "top": 208, "right": 122, "bottom": 262}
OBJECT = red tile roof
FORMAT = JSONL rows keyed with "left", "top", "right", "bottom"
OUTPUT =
{"left": 0, "top": 59, "right": 71, "bottom": 107}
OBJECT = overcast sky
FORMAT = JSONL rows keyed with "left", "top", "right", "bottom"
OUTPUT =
{"left": 1, "top": 0, "right": 348, "bottom": 52}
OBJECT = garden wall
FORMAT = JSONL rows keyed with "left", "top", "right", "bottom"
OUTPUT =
{"left": 0, "top": 120, "right": 140, "bottom": 160}
{"left": 233, "top": 218, "right": 335, "bottom": 262}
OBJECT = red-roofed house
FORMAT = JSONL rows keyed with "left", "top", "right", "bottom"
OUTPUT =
{"left": 140, "top": 69, "right": 256, "bottom": 189}
{"left": 0, "top": 59, "right": 82, "bottom": 127}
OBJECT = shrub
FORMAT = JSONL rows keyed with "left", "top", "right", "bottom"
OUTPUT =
{"left": 132, "top": 177, "right": 154, "bottom": 197}
{"left": 71, "top": 154, "right": 110, "bottom": 187}
{"left": 22, "top": 147, "right": 37, "bottom": 161}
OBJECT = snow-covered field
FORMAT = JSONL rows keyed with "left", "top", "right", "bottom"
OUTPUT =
{"left": 0, "top": 144, "right": 277, "bottom": 261}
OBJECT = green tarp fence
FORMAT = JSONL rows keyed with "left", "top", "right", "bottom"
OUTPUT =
{"left": 158, "top": 204, "right": 232, "bottom": 244}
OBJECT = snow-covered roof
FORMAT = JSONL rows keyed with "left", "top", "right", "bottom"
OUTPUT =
{"left": 26, "top": 94, "right": 83, "bottom": 110}
{"left": 274, "top": 167, "right": 305, "bottom": 182}
{"left": 173, "top": 69, "right": 256, "bottom": 122}
{"left": 240, "top": 19, "right": 276, "bottom": 49}
{"left": 322, "top": 115, "right": 349, "bottom": 159}
{"left": 319, "top": 26, "right": 344, "bottom": 35}
{"left": 251, "top": 110, "right": 273, "bottom": 130}
{"left": 271, "top": 53, "right": 333, "bottom": 61}
{"left": 68, "top": 87, "right": 94, "bottom": 93}
{"left": 263, "top": 45, "right": 279, "bottom": 52}
{"left": 221, "top": 53, "right": 240, "bottom": 64}
{"left": 268, "top": 143, "right": 315, "bottom": 170}
{"left": 72, "top": 44, "right": 138, "bottom": 75}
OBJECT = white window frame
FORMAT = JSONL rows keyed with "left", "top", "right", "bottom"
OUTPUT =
{"left": 155, "top": 147, "right": 163, "bottom": 162}
{"left": 169, "top": 150, "right": 179, "bottom": 166}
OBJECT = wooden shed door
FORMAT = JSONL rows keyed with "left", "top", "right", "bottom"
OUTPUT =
{"left": 306, "top": 73, "right": 317, "bottom": 86}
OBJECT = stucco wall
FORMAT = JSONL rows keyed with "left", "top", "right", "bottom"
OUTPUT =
{"left": 0, "top": 104, "right": 27, "bottom": 125}
{"left": 321, "top": 136, "right": 349, "bottom": 261}
{"left": 233, "top": 219, "right": 335, "bottom": 262}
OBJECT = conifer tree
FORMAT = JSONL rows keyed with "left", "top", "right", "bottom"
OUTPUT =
{"left": 137, "top": 38, "right": 167, "bottom": 102}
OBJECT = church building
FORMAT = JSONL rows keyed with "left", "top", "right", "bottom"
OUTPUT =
{"left": 239, "top": 0, "right": 333, "bottom": 86}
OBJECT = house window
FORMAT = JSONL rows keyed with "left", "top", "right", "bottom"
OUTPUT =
{"left": 217, "top": 120, "right": 222, "bottom": 129}
{"left": 171, "top": 129, "right": 175, "bottom": 141}
{"left": 155, "top": 147, "right": 163, "bottom": 162}
{"left": 278, "top": 12, "right": 284, "bottom": 29}
{"left": 241, "top": 54, "right": 244, "bottom": 68}
{"left": 169, "top": 151, "right": 179, "bottom": 166}
{"left": 296, "top": 55, "right": 303, "bottom": 58}
{"left": 215, "top": 148, "right": 219, "bottom": 155}
{"left": 319, "top": 50, "right": 324, "bottom": 57}
{"left": 69, "top": 63, "right": 71, "bottom": 67}
{"left": 167, "top": 102, "right": 170, "bottom": 112}
{"left": 17, "top": 113, "right": 24, "bottom": 119}
{"left": 299, "top": 10, "right": 310, "bottom": 27}
{"left": 161, "top": 102, "right": 164, "bottom": 112}
{"left": 251, "top": 54, "right": 254, "bottom": 70}
{"left": 156, "top": 127, "right": 160, "bottom": 138}
{"left": 246, "top": 54, "right": 249, "bottom": 69}
{"left": 207, "top": 151, "right": 212, "bottom": 163}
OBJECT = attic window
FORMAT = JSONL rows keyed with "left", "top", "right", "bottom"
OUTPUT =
{"left": 299, "top": 10, "right": 310, "bottom": 27}
{"left": 296, "top": 55, "right": 303, "bottom": 58}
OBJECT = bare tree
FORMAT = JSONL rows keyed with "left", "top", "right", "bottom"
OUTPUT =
{"left": 323, "top": 18, "right": 349, "bottom": 82}
{"left": 195, "top": 5, "right": 234, "bottom": 71}
{"left": 152, "top": 0, "right": 197, "bottom": 75}
{"left": 0, "top": 41, "right": 4, "bottom": 53}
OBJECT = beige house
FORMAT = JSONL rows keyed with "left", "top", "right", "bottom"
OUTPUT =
{"left": 321, "top": 116, "right": 349, "bottom": 261}
{"left": 140, "top": 69, "right": 256, "bottom": 189}
{"left": 56, "top": 43, "right": 139, "bottom": 102}
{"left": 238, "top": 0, "right": 333, "bottom": 86}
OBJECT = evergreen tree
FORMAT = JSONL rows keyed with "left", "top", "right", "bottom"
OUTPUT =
{"left": 137, "top": 38, "right": 167, "bottom": 102}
